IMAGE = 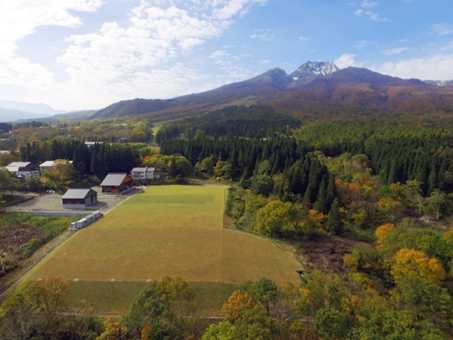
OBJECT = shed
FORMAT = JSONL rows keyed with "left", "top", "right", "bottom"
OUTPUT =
{"left": 100, "top": 173, "right": 132, "bottom": 193}
{"left": 131, "top": 167, "right": 160, "bottom": 182}
{"left": 39, "top": 159, "right": 73, "bottom": 173}
{"left": 85, "top": 141, "right": 104, "bottom": 148}
{"left": 5, "top": 162, "right": 40, "bottom": 178}
{"left": 62, "top": 188, "right": 98, "bottom": 209}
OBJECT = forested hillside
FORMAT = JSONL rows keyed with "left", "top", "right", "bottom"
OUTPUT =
{"left": 155, "top": 105, "right": 300, "bottom": 143}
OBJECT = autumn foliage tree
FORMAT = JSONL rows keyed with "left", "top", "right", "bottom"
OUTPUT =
{"left": 254, "top": 200, "right": 292, "bottom": 237}
{"left": 222, "top": 291, "right": 258, "bottom": 321}
{"left": 0, "top": 278, "right": 103, "bottom": 339}
{"left": 391, "top": 248, "right": 446, "bottom": 285}
{"left": 375, "top": 223, "right": 395, "bottom": 248}
{"left": 123, "top": 277, "right": 197, "bottom": 340}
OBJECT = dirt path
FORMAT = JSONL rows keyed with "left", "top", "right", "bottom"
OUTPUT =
{"left": 0, "top": 230, "right": 76, "bottom": 301}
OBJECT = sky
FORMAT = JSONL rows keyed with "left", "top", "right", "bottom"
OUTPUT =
{"left": 1, "top": 0, "right": 453, "bottom": 111}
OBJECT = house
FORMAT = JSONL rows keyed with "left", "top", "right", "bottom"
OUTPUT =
{"left": 62, "top": 188, "right": 98, "bottom": 209}
{"left": 5, "top": 162, "right": 40, "bottom": 178}
{"left": 131, "top": 167, "right": 160, "bottom": 182}
{"left": 100, "top": 173, "right": 132, "bottom": 193}
{"left": 85, "top": 141, "right": 104, "bottom": 148}
{"left": 39, "top": 159, "right": 73, "bottom": 173}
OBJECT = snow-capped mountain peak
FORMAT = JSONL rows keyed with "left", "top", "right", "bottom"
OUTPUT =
{"left": 294, "top": 61, "right": 339, "bottom": 77}
{"left": 288, "top": 61, "right": 339, "bottom": 87}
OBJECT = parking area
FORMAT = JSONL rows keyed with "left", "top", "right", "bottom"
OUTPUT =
{"left": 6, "top": 187, "right": 137, "bottom": 216}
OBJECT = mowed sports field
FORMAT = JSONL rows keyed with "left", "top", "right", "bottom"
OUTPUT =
{"left": 28, "top": 185, "right": 301, "bottom": 313}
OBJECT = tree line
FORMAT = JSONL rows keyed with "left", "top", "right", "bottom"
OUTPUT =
{"left": 20, "top": 140, "right": 139, "bottom": 179}
{"left": 161, "top": 136, "right": 337, "bottom": 212}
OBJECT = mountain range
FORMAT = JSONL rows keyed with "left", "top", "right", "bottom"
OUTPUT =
{"left": 93, "top": 61, "right": 453, "bottom": 121}
{"left": 2, "top": 62, "right": 453, "bottom": 123}
{"left": 0, "top": 101, "right": 95, "bottom": 123}
{"left": 0, "top": 100, "right": 62, "bottom": 123}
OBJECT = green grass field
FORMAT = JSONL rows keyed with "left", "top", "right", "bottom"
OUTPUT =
{"left": 28, "top": 185, "right": 301, "bottom": 315}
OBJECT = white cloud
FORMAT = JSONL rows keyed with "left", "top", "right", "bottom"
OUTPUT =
{"left": 375, "top": 54, "right": 453, "bottom": 80}
{"left": 0, "top": 1, "right": 103, "bottom": 94}
{"left": 355, "top": 40, "right": 376, "bottom": 49}
{"left": 432, "top": 23, "right": 453, "bottom": 36}
{"left": 250, "top": 29, "right": 274, "bottom": 41}
{"left": 383, "top": 47, "right": 409, "bottom": 56}
{"left": 335, "top": 53, "right": 358, "bottom": 69}
{"left": 335, "top": 52, "right": 453, "bottom": 81}
{"left": 354, "top": 0, "right": 388, "bottom": 22}
{"left": 0, "top": 0, "right": 265, "bottom": 110}
{"left": 298, "top": 34, "right": 310, "bottom": 42}
{"left": 212, "top": 0, "right": 268, "bottom": 20}
{"left": 209, "top": 49, "right": 254, "bottom": 81}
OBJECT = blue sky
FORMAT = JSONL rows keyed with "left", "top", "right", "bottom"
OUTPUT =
{"left": 1, "top": 0, "right": 453, "bottom": 111}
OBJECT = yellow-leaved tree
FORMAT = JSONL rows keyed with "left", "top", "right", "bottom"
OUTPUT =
{"left": 391, "top": 248, "right": 446, "bottom": 285}
{"left": 374, "top": 223, "right": 395, "bottom": 249}
{"left": 222, "top": 291, "right": 257, "bottom": 321}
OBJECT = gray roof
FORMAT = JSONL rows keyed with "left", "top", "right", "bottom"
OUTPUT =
{"left": 7, "top": 162, "right": 31, "bottom": 168}
{"left": 6, "top": 162, "right": 33, "bottom": 172}
{"left": 101, "top": 173, "right": 128, "bottom": 186}
{"left": 85, "top": 141, "right": 104, "bottom": 145}
{"left": 39, "top": 160, "right": 72, "bottom": 168}
{"left": 132, "top": 167, "right": 155, "bottom": 172}
{"left": 62, "top": 189, "right": 95, "bottom": 200}
{"left": 40, "top": 161, "right": 56, "bottom": 167}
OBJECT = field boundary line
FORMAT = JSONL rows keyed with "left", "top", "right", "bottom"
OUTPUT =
{"left": 0, "top": 189, "right": 142, "bottom": 301}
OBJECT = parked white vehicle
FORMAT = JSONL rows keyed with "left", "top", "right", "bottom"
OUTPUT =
{"left": 69, "top": 211, "right": 103, "bottom": 231}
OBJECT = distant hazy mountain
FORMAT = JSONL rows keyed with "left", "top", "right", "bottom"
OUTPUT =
{"left": 0, "top": 100, "right": 59, "bottom": 115}
{"left": 51, "top": 110, "right": 96, "bottom": 121}
{"left": 425, "top": 80, "right": 453, "bottom": 87}
{"left": 92, "top": 61, "right": 453, "bottom": 121}
{"left": 0, "top": 100, "right": 61, "bottom": 122}
{"left": 0, "top": 108, "right": 47, "bottom": 123}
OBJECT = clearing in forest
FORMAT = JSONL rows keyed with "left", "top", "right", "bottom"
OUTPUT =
{"left": 28, "top": 185, "right": 300, "bottom": 314}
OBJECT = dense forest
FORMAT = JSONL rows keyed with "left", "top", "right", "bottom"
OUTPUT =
{"left": 155, "top": 106, "right": 300, "bottom": 144}
{"left": 19, "top": 140, "right": 139, "bottom": 179}
{"left": 297, "top": 120, "right": 453, "bottom": 195}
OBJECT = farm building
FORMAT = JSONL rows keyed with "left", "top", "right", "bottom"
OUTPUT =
{"left": 40, "top": 159, "right": 73, "bottom": 173}
{"left": 62, "top": 188, "right": 98, "bottom": 209}
{"left": 131, "top": 167, "right": 160, "bottom": 182}
{"left": 5, "top": 162, "right": 40, "bottom": 178}
{"left": 85, "top": 141, "right": 104, "bottom": 148}
{"left": 100, "top": 173, "right": 132, "bottom": 193}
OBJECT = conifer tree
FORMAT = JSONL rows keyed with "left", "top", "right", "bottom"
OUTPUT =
{"left": 327, "top": 199, "right": 343, "bottom": 235}
{"left": 314, "top": 178, "right": 328, "bottom": 213}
